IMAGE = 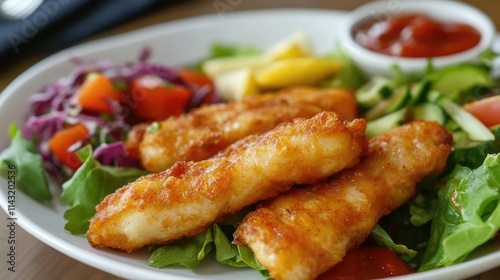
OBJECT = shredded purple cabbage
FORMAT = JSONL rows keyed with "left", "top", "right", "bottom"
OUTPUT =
{"left": 21, "top": 48, "right": 211, "bottom": 176}
{"left": 93, "top": 142, "right": 141, "bottom": 168}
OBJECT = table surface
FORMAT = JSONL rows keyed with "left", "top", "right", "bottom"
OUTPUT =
{"left": 1, "top": 0, "right": 499, "bottom": 279}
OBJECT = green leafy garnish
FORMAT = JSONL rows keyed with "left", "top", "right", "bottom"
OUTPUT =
{"left": 146, "top": 122, "right": 161, "bottom": 133}
{"left": 321, "top": 48, "right": 366, "bottom": 89}
{"left": 238, "top": 245, "right": 271, "bottom": 279}
{"left": 194, "top": 43, "right": 261, "bottom": 70}
{"left": 148, "top": 228, "right": 213, "bottom": 269}
{"left": 60, "top": 145, "right": 148, "bottom": 234}
{"left": 147, "top": 209, "right": 270, "bottom": 278}
{"left": 210, "top": 43, "right": 261, "bottom": 58}
{"left": 370, "top": 224, "right": 417, "bottom": 262}
{"left": 0, "top": 123, "right": 51, "bottom": 201}
{"left": 213, "top": 224, "right": 247, "bottom": 267}
{"left": 419, "top": 153, "right": 500, "bottom": 271}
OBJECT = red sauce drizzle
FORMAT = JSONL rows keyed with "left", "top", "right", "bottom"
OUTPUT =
{"left": 317, "top": 247, "right": 414, "bottom": 280}
{"left": 353, "top": 13, "right": 481, "bottom": 58}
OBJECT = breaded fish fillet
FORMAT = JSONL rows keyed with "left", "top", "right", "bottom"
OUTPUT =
{"left": 125, "top": 87, "right": 358, "bottom": 172}
{"left": 234, "top": 121, "right": 453, "bottom": 280}
{"left": 87, "top": 112, "right": 367, "bottom": 252}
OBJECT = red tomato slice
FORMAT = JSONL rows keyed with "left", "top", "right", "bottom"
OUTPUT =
{"left": 463, "top": 95, "right": 500, "bottom": 127}
{"left": 48, "top": 124, "right": 89, "bottom": 172}
{"left": 179, "top": 70, "right": 215, "bottom": 104}
{"left": 130, "top": 75, "right": 191, "bottom": 121}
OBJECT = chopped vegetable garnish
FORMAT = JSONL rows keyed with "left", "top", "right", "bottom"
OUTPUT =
{"left": 76, "top": 73, "right": 121, "bottom": 113}
{"left": 129, "top": 75, "right": 192, "bottom": 121}
{"left": 49, "top": 123, "right": 89, "bottom": 171}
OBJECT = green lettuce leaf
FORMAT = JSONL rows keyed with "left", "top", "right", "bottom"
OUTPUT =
{"left": 194, "top": 43, "right": 261, "bottom": 70}
{"left": 410, "top": 193, "right": 439, "bottom": 226}
{"left": 370, "top": 224, "right": 417, "bottom": 262}
{"left": 321, "top": 48, "right": 366, "bottom": 90}
{"left": 419, "top": 153, "right": 500, "bottom": 271}
{"left": 238, "top": 245, "right": 271, "bottom": 279}
{"left": 148, "top": 228, "right": 213, "bottom": 269}
{"left": 213, "top": 224, "right": 247, "bottom": 267}
{"left": 210, "top": 43, "right": 261, "bottom": 58}
{"left": 0, "top": 123, "right": 51, "bottom": 201}
{"left": 60, "top": 145, "right": 148, "bottom": 234}
{"left": 146, "top": 207, "right": 270, "bottom": 276}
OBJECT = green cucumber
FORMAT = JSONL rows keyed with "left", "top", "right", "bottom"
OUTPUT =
{"left": 365, "top": 86, "right": 411, "bottom": 121}
{"left": 428, "top": 64, "right": 491, "bottom": 103}
{"left": 428, "top": 91, "right": 494, "bottom": 141}
{"left": 366, "top": 108, "right": 408, "bottom": 138}
{"left": 412, "top": 102, "right": 446, "bottom": 125}
{"left": 409, "top": 80, "right": 431, "bottom": 105}
{"left": 356, "top": 76, "right": 392, "bottom": 108}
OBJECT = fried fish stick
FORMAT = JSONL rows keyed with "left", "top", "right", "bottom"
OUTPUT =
{"left": 126, "top": 87, "right": 358, "bottom": 172}
{"left": 87, "top": 112, "right": 367, "bottom": 252}
{"left": 234, "top": 121, "right": 453, "bottom": 280}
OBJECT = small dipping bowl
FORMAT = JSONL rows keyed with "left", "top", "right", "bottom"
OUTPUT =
{"left": 339, "top": 0, "right": 496, "bottom": 76}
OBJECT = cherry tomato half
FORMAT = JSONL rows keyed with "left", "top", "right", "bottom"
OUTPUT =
{"left": 463, "top": 95, "right": 500, "bottom": 127}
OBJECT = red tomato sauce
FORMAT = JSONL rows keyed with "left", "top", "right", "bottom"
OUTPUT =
{"left": 317, "top": 247, "right": 414, "bottom": 280}
{"left": 353, "top": 13, "right": 481, "bottom": 58}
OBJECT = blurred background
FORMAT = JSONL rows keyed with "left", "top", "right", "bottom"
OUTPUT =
{"left": 0, "top": 0, "right": 498, "bottom": 279}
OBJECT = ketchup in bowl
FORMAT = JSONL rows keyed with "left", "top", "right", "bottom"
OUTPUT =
{"left": 353, "top": 13, "right": 481, "bottom": 58}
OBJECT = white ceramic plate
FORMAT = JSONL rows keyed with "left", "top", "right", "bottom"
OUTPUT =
{"left": 0, "top": 9, "right": 499, "bottom": 280}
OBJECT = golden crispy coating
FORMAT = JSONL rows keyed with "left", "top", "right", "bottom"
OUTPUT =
{"left": 87, "top": 112, "right": 367, "bottom": 252}
{"left": 126, "top": 87, "right": 358, "bottom": 172}
{"left": 234, "top": 121, "right": 453, "bottom": 280}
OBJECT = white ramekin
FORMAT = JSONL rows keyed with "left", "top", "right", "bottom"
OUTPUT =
{"left": 339, "top": 0, "right": 496, "bottom": 76}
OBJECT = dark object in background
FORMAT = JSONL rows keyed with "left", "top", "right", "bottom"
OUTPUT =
{"left": 0, "top": 0, "right": 171, "bottom": 65}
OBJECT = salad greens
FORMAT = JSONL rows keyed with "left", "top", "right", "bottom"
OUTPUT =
{"left": 61, "top": 145, "right": 147, "bottom": 234}
{"left": 0, "top": 40, "right": 499, "bottom": 278}
{"left": 148, "top": 228, "right": 213, "bottom": 269}
{"left": 321, "top": 47, "right": 366, "bottom": 89}
{"left": 369, "top": 224, "right": 417, "bottom": 262}
{"left": 194, "top": 43, "right": 262, "bottom": 71}
{"left": 210, "top": 43, "right": 261, "bottom": 59}
{"left": 420, "top": 154, "right": 500, "bottom": 270}
{"left": 0, "top": 124, "right": 51, "bottom": 202}
{"left": 148, "top": 220, "right": 271, "bottom": 279}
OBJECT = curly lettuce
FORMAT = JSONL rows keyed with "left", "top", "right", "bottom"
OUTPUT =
{"left": 419, "top": 153, "right": 500, "bottom": 271}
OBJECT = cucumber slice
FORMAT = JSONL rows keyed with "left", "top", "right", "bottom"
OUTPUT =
{"left": 412, "top": 103, "right": 445, "bottom": 124}
{"left": 428, "top": 64, "right": 490, "bottom": 102}
{"left": 364, "top": 86, "right": 411, "bottom": 121}
{"left": 409, "top": 80, "right": 431, "bottom": 105}
{"left": 428, "top": 91, "right": 495, "bottom": 141}
{"left": 366, "top": 108, "right": 408, "bottom": 138}
{"left": 356, "top": 76, "right": 392, "bottom": 108}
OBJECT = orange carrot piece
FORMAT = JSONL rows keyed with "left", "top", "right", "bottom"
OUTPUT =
{"left": 48, "top": 123, "right": 89, "bottom": 171}
{"left": 76, "top": 73, "right": 121, "bottom": 113}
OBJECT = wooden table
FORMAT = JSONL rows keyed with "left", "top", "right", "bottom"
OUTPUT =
{"left": 0, "top": 1, "right": 499, "bottom": 279}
